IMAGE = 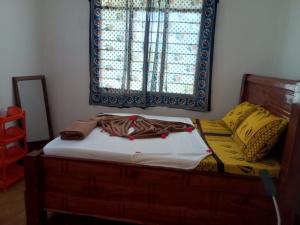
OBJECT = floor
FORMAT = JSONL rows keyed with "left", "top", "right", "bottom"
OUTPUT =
{"left": 0, "top": 179, "right": 132, "bottom": 225}
{"left": 0, "top": 180, "right": 25, "bottom": 225}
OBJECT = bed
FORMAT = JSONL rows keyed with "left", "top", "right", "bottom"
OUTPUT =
{"left": 24, "top": 74, "right": 300, "bottom": 225}
{"left": 43, "top": 115, "right": 211, "bottom": 170}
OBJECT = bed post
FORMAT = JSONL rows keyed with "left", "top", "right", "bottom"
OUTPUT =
{"left": 278, "top": 82, "right": 300, "bottom": 225}
{"left": 24, "top": 150, "right": 46, "bottom": 225}
{"left": 239, "top": 74, "right": 250, "bottom": 102}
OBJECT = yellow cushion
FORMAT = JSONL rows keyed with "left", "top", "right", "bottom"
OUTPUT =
{"left": 204, "top": 135, "right": 281, "bottom": 177}
{"left": 192, "top": 119, "right": 232, "bottom": 135}
{"left": 233, "top": 107, "right": 288, "bottom": 162}
{"left": 222, "top": 102, "right": 258, "bottom": 131}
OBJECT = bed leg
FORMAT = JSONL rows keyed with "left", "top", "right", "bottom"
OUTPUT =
{"left": 24, "top": 150, "right": 46, "bottom": 225}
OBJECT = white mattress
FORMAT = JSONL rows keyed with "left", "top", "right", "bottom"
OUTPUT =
{"left": 43, "top": 114, "right": 210, "bottom": 170}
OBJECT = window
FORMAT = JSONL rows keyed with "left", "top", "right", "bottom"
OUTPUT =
{"left": 90, "top": 0, "right": 218, "bottom": 111}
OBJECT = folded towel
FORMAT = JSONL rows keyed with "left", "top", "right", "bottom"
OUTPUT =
{"left": 60, "top": 120, "right": 97, "bottom": 140}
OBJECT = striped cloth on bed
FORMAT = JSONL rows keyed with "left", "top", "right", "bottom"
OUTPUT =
{"left": 193, "top": 118, "right": 280, "bottom": 178}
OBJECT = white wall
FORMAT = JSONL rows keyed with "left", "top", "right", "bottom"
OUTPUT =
{"left": 0, "top": 0, "right": 298, "bottom": 135}
{"left": 275, "top": 0, "right": 300, "bottom": 80}
{"left": 0, "top": 0, "right": 43, "bottom": 108}
{"left": 42, "top": 0, "right": 293, "bottom": 135}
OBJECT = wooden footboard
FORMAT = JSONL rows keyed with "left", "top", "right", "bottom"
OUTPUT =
{"left": 25, "top": 151, "right": 276, "bottom": 225}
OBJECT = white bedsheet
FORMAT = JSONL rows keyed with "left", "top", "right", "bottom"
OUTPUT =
{"left": 43, "top": 114, "right": 210, "bottom": 170}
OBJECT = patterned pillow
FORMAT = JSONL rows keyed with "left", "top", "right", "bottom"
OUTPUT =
{"left": 222, "top": 102, "right": 258, "bottom": 131}
{"left": 233, "top": 107, "right": 288, "bottom": 162}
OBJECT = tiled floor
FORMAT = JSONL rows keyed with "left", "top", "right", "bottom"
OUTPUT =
{"left": 0, "top": 180, "right": 132, "bottom": 225}
{"left": 0, "top": 180, "right": 26, "bottom": 225}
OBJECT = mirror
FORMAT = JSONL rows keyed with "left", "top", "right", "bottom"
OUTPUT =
{"left": 13, "top": 75, "right": 53, "bottom": 149}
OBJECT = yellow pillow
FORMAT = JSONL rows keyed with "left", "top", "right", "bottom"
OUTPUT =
{"left": 222, "top": 102, "right": 258, "bottom": 131}
{"left": 233, "top": 107, "right": 288, "bottom": 162}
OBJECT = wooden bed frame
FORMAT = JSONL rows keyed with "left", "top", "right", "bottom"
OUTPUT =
{"left": 24, "top": 74, "right": 300, "bottom": 225}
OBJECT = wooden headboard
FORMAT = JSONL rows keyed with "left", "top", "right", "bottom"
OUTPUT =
{"left": 240, "top": 74, "right": 300, "bottom": 225}
{"left": 240, "top": 74, "right": 299, "bottom": 119}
